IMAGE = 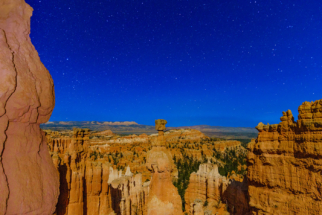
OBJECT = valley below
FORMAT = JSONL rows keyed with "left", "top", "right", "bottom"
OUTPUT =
{"left": 46, "top": 124, "right": 249, "bottom": 215}
{"left": 44, "top": 99, "right": 322, "bottom": 215}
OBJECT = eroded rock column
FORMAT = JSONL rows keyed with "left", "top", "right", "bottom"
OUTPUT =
{"left": 0, "top": 0, "right": 59, "bottom": 214}
{"left": 247, "top": 99, "right": 322, "bottom": 214}
{"left": 146, "top": 119, "right": 183, "bottom": 215}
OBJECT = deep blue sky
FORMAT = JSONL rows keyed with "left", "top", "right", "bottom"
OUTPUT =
{"left": 26, "top": 0, "right": 321, "bottom": 127}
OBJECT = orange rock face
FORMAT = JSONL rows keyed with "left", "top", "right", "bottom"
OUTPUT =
{"left": 184, "top": 163, "right": 249, "bottom": 215}
{"left": 48, "top": 128, "right": 150, "bottom": 215}
{"left": 50, "top": 128, "right": 116, "bottom": 215}
{"left": 146, "top": 120, "right": 183, "bottom": 215}
{"left": 109, "top": 168, "right": 150, "bottom": 215}
{"left": 0, "top": 0, "right": 59, "bottom": 214}
{"left": 213, "top": 140, "right": 244, "bottom": 153}
{"left": 247, "top": 99, "right": 322, "bottom": 214}
{"left": 184, "top": 163, "right": 228, "bottom": 214}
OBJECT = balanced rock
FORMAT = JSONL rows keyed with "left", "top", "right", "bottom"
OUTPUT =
{"left": 146, "top": 120, "right": 183, "bottom": 215}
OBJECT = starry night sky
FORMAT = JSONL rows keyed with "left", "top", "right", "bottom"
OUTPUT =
{"left": 26, "top": 0, "right": 322, "bottom": 127}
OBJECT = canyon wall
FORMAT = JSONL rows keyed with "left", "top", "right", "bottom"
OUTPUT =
{"left": 0, "top": 0, "right": 59, "bottom": 214}
{"left": 247, "top": 99, "right": 322, "bottom": 214}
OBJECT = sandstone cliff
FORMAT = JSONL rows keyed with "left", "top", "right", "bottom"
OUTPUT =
{"left": 0, "top": 0, "right": 59, "bottom": 214}
{"left": 247, "top": 99, "right": 322, "bottom": 214}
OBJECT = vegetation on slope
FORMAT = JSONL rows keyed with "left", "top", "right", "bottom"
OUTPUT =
{"left": 213, "top": 148, "right": 247, "bottom": 176}
{"left": 172, "top": 144, "right": 247, "bottom": 211}
{"left": 173, "top": 153, "right": 203, "bottom": 211}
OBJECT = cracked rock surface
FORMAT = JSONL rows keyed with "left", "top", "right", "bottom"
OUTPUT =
{"left": 0, "top": 0, "right": 59, "bottom": 214}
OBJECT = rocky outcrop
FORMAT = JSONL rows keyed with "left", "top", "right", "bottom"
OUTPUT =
{"left": 94, "top": 129, "right": 115, "bottom": 136}
{"left": 48, "top": 128, "right": 151, "bottom": 215}
{"left": 50, "top": 128, "right": 116, "bottom": 215}
{"left": 213, "top": 141, "right": 244, "bottom": 153}
{"left": 185, "top": 162, "right": 228, "bottom": 214}
{"left": 146, "top": 120, "right": 183, "bottom": 215}
{"left": 222, "top": 176, "right": 249, "bottom": 215}
{"left": 0, "top": 0, "right": 59, "bottom": 214}
{"left": 185, "top": 162, "right": 249, "bottom": 215}
{"left": 109, "top": 167, "right": 150, "bottom": 215}
{"left": 247, "top": 99, "right": 322, "bottom": 214}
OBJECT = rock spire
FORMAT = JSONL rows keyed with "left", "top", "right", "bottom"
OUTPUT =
{"left": 146, "top": 119, "right": 183, "bottom": 215}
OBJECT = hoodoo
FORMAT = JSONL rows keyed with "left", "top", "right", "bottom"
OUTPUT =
{"left": 247, "top": 99, "right": 322, "bottom": 214}
{"left": 146, "top": 119, "right": 183, "bottom": 215}
{"left": 0, "top": 0, "right": 59, "bottom": 214}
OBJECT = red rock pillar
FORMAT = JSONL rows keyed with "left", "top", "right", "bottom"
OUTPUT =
{"left": 0, "top": 0, "right": 59, "bottom": 214}
{"left": 146, "top": 119, "right": 183, "bottom": 215}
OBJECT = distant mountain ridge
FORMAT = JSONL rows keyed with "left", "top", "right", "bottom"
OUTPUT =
{"left": 45, "top": 121, "right": 138, "bottom": 126}
{"left": 41, "top": 121, "right": 257, "bottom": 140}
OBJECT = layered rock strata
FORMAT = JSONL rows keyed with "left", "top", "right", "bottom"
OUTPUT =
{"left": 247, "top": 99, "right": 322, "bottom": 214}
{"left": 146, "top": 119, "right": 183, "bottom": 215}
{"left": 0, "top": 0, "right": 58, "bottom": 214}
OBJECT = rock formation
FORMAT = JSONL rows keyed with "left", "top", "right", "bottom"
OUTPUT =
{"left": 48, "top": 125, "right": 248, "bottom": 214}
{"left": 146, "top": 119, "right": 183, "bottom": 215}
{"left": 247, "top": 99, "right": 322, "bottom": 214}
{"left": 50, "top": 128, "right": 116, "bottom": 215}
{"left": 0, "top": 0, "right": 59, "bottom": 214}
{"left": 48, "top": 128, "right": 150, "bottom": 215}
{"left": 213, "top": 141, "right": 244, "bottom": 153}
{"left": 184, "top": 162, "right": 228, "bottom": 214}
{"left": 88, "top": 128, "right": 211, "bottom": 182}
{"left": 109, "top": 168, "right": 150, "bottom": 215}
{"left": 184, "top": 162, "right": 249, "bottom": 215}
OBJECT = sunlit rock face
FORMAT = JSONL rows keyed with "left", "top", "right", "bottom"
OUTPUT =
{"left": 109, "top": 169, "right": 150, "bottom": 215}
{"left": 146, "top": 120, "right": 183, "bottom": 215}
{"left": 184, "top": 163, "right": 249, "bottom": 215}
{"left": 0, "top": 0, "right": 59, "bottom": 214}
{"left": 247, "top": 99, "right": 322, "bottom": 214}
{"left": 50, "top": 128, "right": 116, "bottom": 215}
{"left": 184, "top": 163, "right": 228, "bottom": 214}
{"left": 48, "top": 128, "right": 149, "bottom": 215}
